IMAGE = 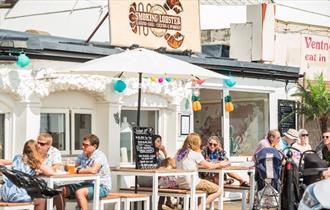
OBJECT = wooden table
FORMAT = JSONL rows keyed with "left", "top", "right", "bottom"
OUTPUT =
{"left": 111, "top": 167, "right": 198, "bottom": 210}
{"left": 199, "top": 165, "right": 255, "bottom": 210}
{"left": 40, "top": 173, "right": 100, "bottom": 210}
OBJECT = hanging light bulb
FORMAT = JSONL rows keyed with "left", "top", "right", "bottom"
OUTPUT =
{"left": 193, "top": 89, "right": 200, "bottom": 97}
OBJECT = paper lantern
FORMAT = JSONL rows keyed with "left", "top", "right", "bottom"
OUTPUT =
{"left": 192, "top": 101, "right": 202, "bottom": 111}
{"left": 113, "top": 80, "right": 127, "bottom": 92}
{"left": 165, "top": 77, "right": 172, "bottom": 82}
{"left": 158, "top": 77, "right": 164, "bottom": 83}
{"left": 191, "top": 95, "right": 200, "bottom": 102}
{"left": 224, "top": 77, "right": 236, "bottom": 88}
{"left": 225, "top": 102, "right": 234, "bottom": 112}
{"left": 150, "top": 76, "right": 157, "bottom": 82}
{"left": 16, "top": 53, "right": 30, "bottom": 68}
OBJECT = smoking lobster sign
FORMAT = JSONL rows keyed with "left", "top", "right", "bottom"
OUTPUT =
{"left": 108, "top": 0, "right": 201, "bottom": 53}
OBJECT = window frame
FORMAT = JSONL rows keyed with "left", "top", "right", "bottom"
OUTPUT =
{"left": 70, "top": 108, "right": 95, "bottom": 155}
{"left": 40, "top": 108, "right": 70, "bottom": 155}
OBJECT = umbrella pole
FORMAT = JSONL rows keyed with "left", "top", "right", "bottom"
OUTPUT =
{"left": 135, "top": 73, "right": 142, "bottom": 196}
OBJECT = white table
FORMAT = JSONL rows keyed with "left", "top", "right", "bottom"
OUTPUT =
{"left": 111, "top": 167, "right": 198, "bottom": 210}
{"left": 199, "top": 165, "right": 255, "bottom": 210}
{"left": 40, "top": 173, "right": 100, "bottom": 210}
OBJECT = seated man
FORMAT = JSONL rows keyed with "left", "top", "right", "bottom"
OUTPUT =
{"left": 37, "top": 133, "right": 62, "bottom": 171}
{"left": 279, "top": 128, "right": 299, "bottom": 152}
{"left": 62, "top": 134, "right": 111, "bottom": 210}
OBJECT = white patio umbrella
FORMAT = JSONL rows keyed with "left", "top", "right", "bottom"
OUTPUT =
{"left": 61, "top": 47, "right": 228, "bottom": 127}
{"left": 62, "top": 48, "right": 228, "bottom": 80}
{"left": 61, "top": 47, "right": 228, "bottom": 171}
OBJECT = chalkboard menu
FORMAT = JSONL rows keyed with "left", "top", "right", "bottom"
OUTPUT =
{"left": 133, "top": 127, "right": 157, "bottom": 169}
{"left": 278, "top": 99, "right": 296, "bottom": 135}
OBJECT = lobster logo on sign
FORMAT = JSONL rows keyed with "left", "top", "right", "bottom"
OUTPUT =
{"left": 129, "top": 0, "right": 184, "bottom": 49}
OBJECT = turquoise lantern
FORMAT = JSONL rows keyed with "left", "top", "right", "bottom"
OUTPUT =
{"left": 16, "top": 53, "right": 30, "bottom": 68}
{"left": 113, "top": 80, "right": 127, "bottom": 92}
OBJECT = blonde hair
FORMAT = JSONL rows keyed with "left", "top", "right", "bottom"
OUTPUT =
{"left": 298, "top": 129, "right": 309, "bottom": 145}
{"left": 38, "top": 133, "right": 53, "bottom": 145}
{"left": 208, "top": 136, "right": 221, "bottom": 147}
{"left": 182, "top": 133, "right": 201, "bottom": 152}
{"left": 23, "top": 139, "right": 42, "bottom": 169}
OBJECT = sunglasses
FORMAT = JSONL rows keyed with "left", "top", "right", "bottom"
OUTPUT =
{"left": 82, "top": 143, "right": 92, "bottom": 147}
{"left": 301, "top": 134, "right": 309, "bottom": 137}
{"left": 323, "top": 136, "right": 330, "bottom": 139}
{"left": 208, "top": 143, "right": 218, "bottom": 147}
{"left": 37, "top": 141, "right": 48, "bottom": 146}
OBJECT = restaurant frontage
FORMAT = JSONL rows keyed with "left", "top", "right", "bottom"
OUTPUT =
{"left": 0, "top": 28, "right": 299, "bottom": 166}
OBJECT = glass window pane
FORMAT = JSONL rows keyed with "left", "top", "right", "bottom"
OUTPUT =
{"left": 229, "top": 91, "right": 269, "bottom": 156}
{"left": 120, "top": 110, "right": 158, "bottom": 163}
{"left": 194, "top": 89, "right": 223, "bottom": 146}
{"left": 0, "top": 114, "right": 5, "bottom": 158}
{"left": 40, "top": 113, "right": 66, "bottom": 151}
{"left": 74, "top": 113, "right": 92, "bottom": 150}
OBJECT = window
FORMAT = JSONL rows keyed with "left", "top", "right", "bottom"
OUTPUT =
{"left": 194, "top": 89, "right": 223, "bottom": 146}
{"left": 0, "top": 114, "right": 4, "bottom": 158}
{"left": 40, "top": 113, "right": 67, "bottom": 151}
{"left": 120, "top": 110, "right": 158, "bottom": 164}
{"left": 40, "top": 109, "right": 93, "bottom": 155}
{"left": 229, "top": 91, "right": 269, "bottom": 156}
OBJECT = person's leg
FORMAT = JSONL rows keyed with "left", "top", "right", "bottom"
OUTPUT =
{"left": 158, "top": 196, "right": 165, "bottom": 210}
{"left": 227, "top": 172, "right": 246, "bottom": 184}
{"left": 196, "top": 179, "right": 221, "bottom": 210}
{"left": 33, "top": 198, "right": 46, "bottom": 210}
{"left": 54, "top": 193, "right": 65, "bottom": 210}
{"left": 75, "top": 187, "right": 89, "bottom": 210}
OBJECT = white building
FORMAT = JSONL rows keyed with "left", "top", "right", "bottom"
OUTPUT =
{"left": 0, "top": 29, "right": 299, "bottom": 164}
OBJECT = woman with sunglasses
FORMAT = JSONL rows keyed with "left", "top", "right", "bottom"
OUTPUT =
{"left": 201, "top": 136, "right": 249, "bottom": 187}
{"left": 176, "top": 133, "right": 228, "bottom": 210}
{"left": 292, "top": 129, "right": 312, "bottom": 153}
{"left": 0, "top": 139, "right": 58, "bottom": 210}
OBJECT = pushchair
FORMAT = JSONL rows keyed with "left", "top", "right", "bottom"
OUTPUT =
{"left": 281, "top": 147, "right": 301, "bottom": 210}
{"left": 298, "top": 150, "right": 328, "bottom": 189}
{"left": 253, "top": 147, "right": 282, "bottom": 210}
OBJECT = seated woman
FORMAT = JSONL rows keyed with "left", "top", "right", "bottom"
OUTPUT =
{"left": 176, "top": 133, "right": 230, "bottom": 210}
{"left": 201, "top": 136, "right": 249, "bottom": 187}
{"left": 0, "top": 139, "right": 59, "bottom": 210}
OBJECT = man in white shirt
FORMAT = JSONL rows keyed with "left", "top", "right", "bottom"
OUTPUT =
{"left": 37, "top": 133, "right": 62, "bottom": 171}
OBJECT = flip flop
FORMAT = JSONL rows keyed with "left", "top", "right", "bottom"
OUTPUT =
{"left": 240, "top": 181, "right": 250, "bottom": 187}
{"left": 224, "top": 178, "right": 234, "bottom": 185}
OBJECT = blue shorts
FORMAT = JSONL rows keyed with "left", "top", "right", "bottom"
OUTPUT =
{"left": 68, "top": 183, "right": 109, "bottom": 200}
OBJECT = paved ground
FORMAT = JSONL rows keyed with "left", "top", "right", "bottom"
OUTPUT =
{"left": 162, "top": 200, "right": 245, "bottom": 210}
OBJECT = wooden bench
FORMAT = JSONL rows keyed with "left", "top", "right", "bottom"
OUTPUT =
{"left": 120, "top": 187, "right": 206, "bottom": 210}
{"left": 99, "top": 194, "right": 121, "bottom": 210}
{"left": 104, "top": 192, "right": 150, "bottom": 210}
{"left": 0, "top": 202, "right": 34, "bottom": 210}
{"left": 224, "top": 184, "right": 250, "bottom": 210}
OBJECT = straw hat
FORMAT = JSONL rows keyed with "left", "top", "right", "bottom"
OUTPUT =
{"left": 284, "top": 129, "right": 299, "bottom": 140}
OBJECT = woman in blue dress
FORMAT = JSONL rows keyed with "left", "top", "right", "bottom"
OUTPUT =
{"left": 0, "top": 139, "right": 56, "bottom": 210}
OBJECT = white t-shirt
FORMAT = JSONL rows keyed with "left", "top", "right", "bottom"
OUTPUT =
{"left": 176, "top": 149, "right": 204, "bottom": 189}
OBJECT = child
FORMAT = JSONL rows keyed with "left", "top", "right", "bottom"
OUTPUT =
{"left": 158, "top": 157, "right": 178, "bottom": 210}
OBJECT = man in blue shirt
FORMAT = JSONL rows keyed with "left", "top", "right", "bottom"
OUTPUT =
{"left": 279, "top": 128, "right": 299, "bottom": 152}
{"left": 62, "top": 134, "right": 111, "bottom": 210}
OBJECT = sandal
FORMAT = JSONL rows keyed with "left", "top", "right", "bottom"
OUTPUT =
{"left": 240, "top": 181, "right": 250, "bottom": 187}
{"left": 224, "top": 178, "right": 234, "bottom": 185}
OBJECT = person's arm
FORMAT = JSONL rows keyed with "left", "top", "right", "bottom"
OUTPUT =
{"left": 39, "top": 164, "right": 56, "bottom": 176}
{"left": 0, "top": 159, "right": 12, "bottom": 166}
{"left": 160, "top": 145, "right": 168, "bottom": 158}
{"left": 52, "top": 163, "right": 61, "bottom": 171}
{"left": 77, "top": 163, "right": 101, "bottom": 174}
{"left": 198, "top": 159, "right": 231, "bottom": 169}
